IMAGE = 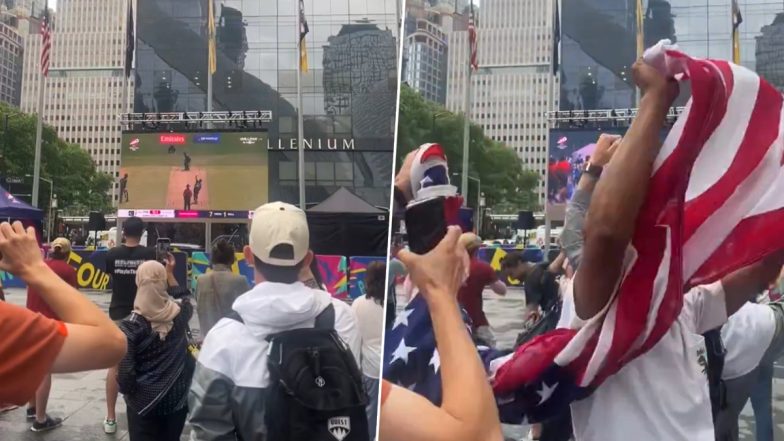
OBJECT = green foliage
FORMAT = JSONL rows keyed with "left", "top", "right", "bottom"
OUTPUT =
{"left": 0, "top": 104, "right": 113, "bottom": 215}
{"left": 396, "top": 85, "right": 541, "bottom": 211}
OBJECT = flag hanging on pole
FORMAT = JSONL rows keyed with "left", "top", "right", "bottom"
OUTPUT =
{"left": 208, "top": 0, "right": 217, "bottom": 75}
{"left": 732, "top": 0, "right": 743, "bottom": 64}
{"left": 124, "top": 0, "right": 135, "bottom": 78}
{"left": 552, "top": 0, "right": 560, "bottom": 76}
{"left": 40, "top": 8, "right": 52, "bottom": 77}
{"left": 635, "top": 0, "right": 644, "bottom": 58}
{"left": 298, "top": 0, "right": 309, "bottom": 72}
{"left": 468, "top": 2, "right": 478, "bottom": 70}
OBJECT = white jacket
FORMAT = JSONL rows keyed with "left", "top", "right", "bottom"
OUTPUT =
{"left": 188, "top": 281, "right": 361, "bottom": 441}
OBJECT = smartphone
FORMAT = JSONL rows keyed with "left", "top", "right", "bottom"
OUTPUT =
{"left": 156, "top": 238, "right": 171, "bottom": 263}
{"left": 405, "top": 197, "right": 448, "bottom": 255}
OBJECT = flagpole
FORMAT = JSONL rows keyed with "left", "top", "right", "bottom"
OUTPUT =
{"left": 207, "top": 0, "right": 214, "bottom": 114}
{"left": 122, "top": 0, "right": 131, "bottom": 122}
{"left": 32, "top": 67, "right": 44, "bottom": 208}
{"left": 32, "top": 3, "right": 48, "bottom": 208}
{"left": 460, "top": 1, "right": 473, "bottom": 208}
{"left": 635, "top": 0, "right": 643, "bottom": 107}
{"left": 297, "top": 0, "right": 305, "bottom": 210}
{"left": 544, "top": 0, "right": 558, "bottom": 257}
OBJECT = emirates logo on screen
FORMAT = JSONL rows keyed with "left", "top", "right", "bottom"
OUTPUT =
{"left": 160, "top": 134, "right": 186, "bottom": 145}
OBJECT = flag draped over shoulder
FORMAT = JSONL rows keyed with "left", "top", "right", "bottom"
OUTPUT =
{"left": 384, "top": 40, "right": 784, "bottom": 424}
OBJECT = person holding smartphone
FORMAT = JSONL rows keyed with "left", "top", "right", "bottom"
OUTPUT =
{"left": 379, "top": 227, "right": 503, "bottom": 441}
{"left": 103, "top": 217, "right": 156, "bottom": 434}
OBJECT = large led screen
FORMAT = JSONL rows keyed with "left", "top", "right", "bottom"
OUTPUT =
{"left": 119, "top": 132, "right": 268, "bottom": 215}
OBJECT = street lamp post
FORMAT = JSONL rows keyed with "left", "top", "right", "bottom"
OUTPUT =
{"left": 452, "top": 172, "right": 481, "bottom": 230}
{"left": 48, "top": 194, "right": 57, "bottom": 243}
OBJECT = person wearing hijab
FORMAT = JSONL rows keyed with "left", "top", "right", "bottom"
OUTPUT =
{"left": 117, "top": 258, "right": 194, "bottom": 441}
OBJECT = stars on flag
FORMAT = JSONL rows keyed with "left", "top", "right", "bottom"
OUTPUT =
{"left": 392, "top": 308, "right": 413, "bottom": 330}
{"left": 390, "top": 339, "right": 417, "bottom": 365}
{"left": 429, "top": 349, "right": 440, "bottom": 373}
{"left": 536, "top": 381, "right": 558, "bottom": 405}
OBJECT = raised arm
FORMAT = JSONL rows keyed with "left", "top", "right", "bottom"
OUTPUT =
{"left": 560, "top": 135, "right": 621, "bottom": 271}
{"left": 573, "top": 61, "right": 678, "bottom": 319}
{"left": 0, "top": 222, "right": 126, "bottom": 373}
{"left": 721, "top": 250, "right": 784, "bottom": 317}
{"left": 381, "top": 226, "right": 502, "bottom": 441}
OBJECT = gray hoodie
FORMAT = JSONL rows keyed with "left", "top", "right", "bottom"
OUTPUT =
{"left": 188, "top": 281, "right": 361, "bottom": 441}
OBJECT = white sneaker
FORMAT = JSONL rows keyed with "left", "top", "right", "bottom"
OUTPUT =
{"left": 103, "top": 418, "right": 117, "bottom": 434}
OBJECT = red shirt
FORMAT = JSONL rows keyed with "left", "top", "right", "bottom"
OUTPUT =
{"left": 27, "top": 259, "right": 78, "bottom": 320}
{"left": 457, "top": 259, "right": 498, "bottom": 328}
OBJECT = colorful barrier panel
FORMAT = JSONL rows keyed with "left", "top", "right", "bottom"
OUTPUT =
{"left": 316, "top": 255, "right": 348, "bottom": 299}
{"left": 1, "top": 250, "right": 188, "bottom": 290}
{"left": 189, "top": 252, "right": 350, "bottom": 299}
{"left": 348, "top": 256, "right": 387, "bottom": 299}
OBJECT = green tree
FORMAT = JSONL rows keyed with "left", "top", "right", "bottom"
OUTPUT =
{"left": 0, "top": 104, "right": 113, "bottom": 215}
{"left": 396, "top": 85, "right": 541, "bottom": 211}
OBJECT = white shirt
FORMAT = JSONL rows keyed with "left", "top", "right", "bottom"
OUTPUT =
{"left": 563, "top": 281, "right": 727, "bottom": 441}
{"left": 721, "top": 302, "right": 776, "bottom": 380}
{"left": 351, "top": 295, "right": 384, "bottom": 379}
{"left": 556, "top": 277, "right": 574, "bottom": 329}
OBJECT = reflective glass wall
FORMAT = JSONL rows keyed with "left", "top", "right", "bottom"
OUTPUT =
{"left": 560, "top": 0, "right": 784, "bottom": 111}
{"left": 134, "top": 0, "right": 399, "bottom": 207}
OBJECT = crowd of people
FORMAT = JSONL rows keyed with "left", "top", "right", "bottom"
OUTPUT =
{"left": 0, "top": 201, "right": 386, "bottom": 440}
{"left": 384, "top": 58, "right": 784, "bottom": 441}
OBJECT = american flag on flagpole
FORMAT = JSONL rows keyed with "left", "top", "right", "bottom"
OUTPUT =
{"left": 384, "top": 40, "right": 784, "bottom": 423}
{"left": 40, "top": 10, "right": 52, "bottom": 77}
{"left": 468, "top": 2, "right": 478, "bottom": 71}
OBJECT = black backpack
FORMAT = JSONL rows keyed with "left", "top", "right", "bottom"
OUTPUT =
{"left": 229, "top": 304, "right": 369, "bottom": 441}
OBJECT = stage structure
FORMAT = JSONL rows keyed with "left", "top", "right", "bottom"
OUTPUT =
{"left": 541, "top": 106, "right": 681, "bottom": 249}
{"left": 547, "top": 106, "right": 686, "bottom": 128}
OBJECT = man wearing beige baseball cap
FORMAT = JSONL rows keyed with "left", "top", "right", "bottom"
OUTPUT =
{"left": 188, "top": 202, "right": 363, "bottom": 441}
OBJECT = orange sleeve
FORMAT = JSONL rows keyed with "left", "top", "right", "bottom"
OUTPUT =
{"left": 0, "top": 302, "right": 67, "bottom": 405}
{"left": 380, "top": 380, "right": 392, "bottom": 408}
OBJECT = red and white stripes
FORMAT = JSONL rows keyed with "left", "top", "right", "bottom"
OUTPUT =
{"left": 40, "top": 12, "right": 52, "bottom": 77}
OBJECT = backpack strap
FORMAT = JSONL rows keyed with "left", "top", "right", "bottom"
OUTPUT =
{"left": 226, "top": 310, "right": 244, "bottom": 324}
{"left": 703, "top": 328, "right": 727, "bottom": 420}
{"left": 314, "top": 304, "right": 335, "bottom": 330}
{"left": 262, "top": 304, "right": 336, "bottom": 343}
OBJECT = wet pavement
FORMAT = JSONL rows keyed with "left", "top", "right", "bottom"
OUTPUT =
{"left": 396, "top": 286, "right": 784, "bottom": 441}
{"left": 0, "top": 288, "right": 195, "bottom": 441}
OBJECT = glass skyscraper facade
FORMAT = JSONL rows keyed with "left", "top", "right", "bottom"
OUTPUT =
{"left": 134, "top": 0, "right": 399, "bottom": 207}
{"left": 559, "top": 0, "right": 784, "bottom": 111}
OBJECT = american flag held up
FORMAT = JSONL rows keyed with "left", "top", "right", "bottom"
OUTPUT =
{"left": 384, "top": 40, "right": 784, "bottom": 424}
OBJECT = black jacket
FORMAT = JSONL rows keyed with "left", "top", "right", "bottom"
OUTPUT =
{"left": 118, "top": 287, "right": 194, "bottom": 416}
